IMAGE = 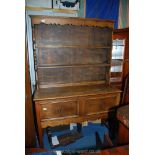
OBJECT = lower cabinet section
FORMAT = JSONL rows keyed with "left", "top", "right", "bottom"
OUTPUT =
{"left": 85, "top": 94, "right": 117, "bottom": 115}
{"left": 35, "top": 91, "right": 121, "bottom": 147}
{"left": 40, "top": 99, "right": 79, "bottom": 119}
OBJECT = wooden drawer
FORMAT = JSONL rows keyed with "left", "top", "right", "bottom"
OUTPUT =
{"left": 40, "top": 100, "right": 79, "bottom": 119}
{"left": 84, "top": 95, "right": 118, "bottom": 115}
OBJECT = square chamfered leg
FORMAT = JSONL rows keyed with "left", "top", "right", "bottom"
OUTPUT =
{"left": 35, "top": 103, "right": 44, "bottom": 147}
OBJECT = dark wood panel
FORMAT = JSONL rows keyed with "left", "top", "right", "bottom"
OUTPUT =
{"left": 36, "top": 48, "right": 110, "bottom": 66}
{"left": 37, "top": 67, "right": 72, "bottom": 85}
{"left": 72, "top": 66, "right": 106, "bottom": 82}
{"left": 35, "top": 24, "right": 112, "bottom": 47}
{"left": 41, "top": 100, "right": 79, "bottom": 119}
{"left": 85, "top": 95, "right": 117, "bottom": 115}
{"left": 37, "top": 66, "right": 106, "bottom": 87}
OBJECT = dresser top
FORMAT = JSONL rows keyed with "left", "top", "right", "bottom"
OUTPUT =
{"left": 34, "top": 85, "right": 121, "bottom": 101}
{"left": 31, "top": 16, "right": 114, "bottom": 28}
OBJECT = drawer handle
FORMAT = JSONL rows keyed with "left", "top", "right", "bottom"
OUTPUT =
{"left": 60, "top": 108, "right": 63, "bottom": 113}
{"left": 56, "top": 108, "right": 63, "bottom": 113}
{"left": 43, "top": 107, "right": 47, "bottom": 111}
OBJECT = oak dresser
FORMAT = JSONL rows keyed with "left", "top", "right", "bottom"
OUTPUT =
{"left": 32, "top": 16, "right": 121, "bottom": 146}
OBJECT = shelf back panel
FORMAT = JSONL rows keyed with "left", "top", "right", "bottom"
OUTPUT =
{"left": 37, "top": 66, "right": 107, "bottom": 88}
{"left": 34, "top": 24, "right": 112, "bottom": 47}
{"left": 36, "top": 48, "right": 111, "bottom": 66}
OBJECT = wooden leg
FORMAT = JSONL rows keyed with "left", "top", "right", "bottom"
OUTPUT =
{"left": 35, "top": 103, "right": 44, "bottom": 148}
{"left": 38, "top": 128, "right": 43, "bottom": 147}
{"left": 77, "top": 123, "right": 82, "bottom": 133}
{"left": 117, "top": 122, "right": 129, "bottom": 145}
{"left": 108, "top": 110, "right": 118, "bottom": 140}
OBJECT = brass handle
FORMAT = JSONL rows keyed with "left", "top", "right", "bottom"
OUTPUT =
{"left": 60, "top": 108, "right": 63, "bottom": 113}
{"left": 56, "top": 108, "right": 63, "bottom": 113}
{"left": 43, "top": 107, "right": 47, "bottom": 111}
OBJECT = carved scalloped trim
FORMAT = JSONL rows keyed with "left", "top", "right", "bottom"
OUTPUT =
{"left": 31, "top": 16, "right": 114, "bottom": 29}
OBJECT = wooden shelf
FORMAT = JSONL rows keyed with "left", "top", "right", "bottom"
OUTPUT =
{"left": 39, "top": 80, "right": 107, "bottom": 89}
{"left": 111, "top": 59, "right": 123, "bottom": 66}
{"left": 111, "top": 72, "right": 122, "bottom": 78}
{"left": 34, "top": 84, "right": 121, "bottom": 100}
{"left": 36, "top": 63, "right": 111, "bottom": 69}
{"left": 36, "top": 45, "right": 111, "bottom": 49}
{"left": 110, "top": 77, "right": 122, "bottom": 83}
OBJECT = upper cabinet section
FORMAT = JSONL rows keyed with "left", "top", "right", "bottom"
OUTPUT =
{"left": 32, "top": 17, "right": 114, "bottom": 89}
{"left": 34, "top": 24, "right": 112, "bottom": 47}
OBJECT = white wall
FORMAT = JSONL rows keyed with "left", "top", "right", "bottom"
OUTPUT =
{"left": 26, "top": 0, "right": 52, "bottom": 8}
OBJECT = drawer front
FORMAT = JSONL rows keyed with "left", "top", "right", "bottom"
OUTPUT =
{"left": 40, "top": 100, "right": 79, "bottom": 119}
{"left": 85, "top": 95, "right": 117, "bottom": 115}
